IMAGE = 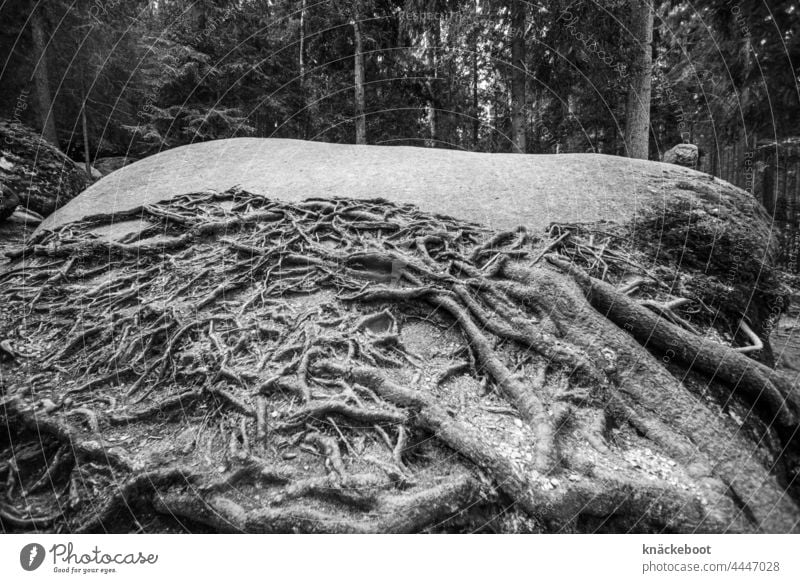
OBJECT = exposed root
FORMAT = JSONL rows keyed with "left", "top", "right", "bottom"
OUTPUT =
{"left": 1, "top": 190, "right": 797, "bottom": 533}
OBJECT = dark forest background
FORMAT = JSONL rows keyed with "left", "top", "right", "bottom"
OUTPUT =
{"left": 0, "top": 0, "right": 797, "bottom": 164}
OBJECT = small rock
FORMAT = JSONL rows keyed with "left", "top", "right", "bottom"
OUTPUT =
{"left": 686, "top": 462, "right": 707, "bottom": 478}
{"left": 662, "top": 143, "right": 699, "bottom": 168}
{"left": 282, "top": 451, "right": 297, "bottom": 460}
{"left": 514, "top": 418, "right": 523, "bottom": 428}
{"left": 93, "top": 156, "right": 138, "bottom": 175}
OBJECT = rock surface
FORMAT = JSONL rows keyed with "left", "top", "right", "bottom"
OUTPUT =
{"left": 4, "top": 188, "right": 799, "bottom": 533}
{"left": 0, "top": 120, "right": 88, "bottom": 216}
{"left": 93, "top": 156, "right": 138, "bottom": 176}
{"left": 38, "top": 138, "right": 785, "bottom": 365}
{"left": 0, "top": 184, "right": 20, "bottom": 221}
{"left": 43, "top": 137, "right": 723, "bottom": 234}
{"left": 662, "top": 143, "right": 699, "bottom": 168}
{"left": 4, "top": 139, "right": 798, "bottom": 534}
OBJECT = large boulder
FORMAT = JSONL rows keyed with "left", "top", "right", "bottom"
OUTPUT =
{"left": 3, "top": 139, "right": 797, "bottom": 534}
{"left": 41, "top": 137, "right": 746, "bottom": 233}
{"left": 0, "top": 120, "right": 89, "bottom": 216}
{"left": 40, "top": 138, "right": 785, "bottom": 363}
{"left": 0, "top": 184, "right": 20, "bottom": 221}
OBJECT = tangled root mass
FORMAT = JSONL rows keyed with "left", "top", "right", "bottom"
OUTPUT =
{"left": 1, "top": 190, "right": 799, "bottom": 533}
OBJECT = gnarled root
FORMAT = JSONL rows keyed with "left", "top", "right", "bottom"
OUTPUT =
{"left": 2, "top": 191, "right": 798, "bottom": 533}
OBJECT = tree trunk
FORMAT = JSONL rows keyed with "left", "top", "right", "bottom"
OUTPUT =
{"left": 81, "top": 91, "right": 91, "bottom": 180}
{"left": 30, "top": 4, "right": 58, "bottom": 148}
{"left": 623, "top": 0, "right": 654, "bottom": 160}
{"left": 424, "top": 21, "right": 440, "bottom": 148}
{"left": 510, "top": 0, "right": 526, "bottom": 153}
{"left": 299, "top": 0, "right": 308, "bottom": 139}
{"left": 190, "top": 2, "right": 206, "bottom": 33}
{"left": 490, "top": 84, "right": 500, "bottom": 153}
{"left": 353, "top": 18, "right": 367, "bottom": 145}
{"left": 471, "top": 0, "right": 480, "bottom": 149}
{"left": 472, "top": 46, "right": 479, "bottom": 148}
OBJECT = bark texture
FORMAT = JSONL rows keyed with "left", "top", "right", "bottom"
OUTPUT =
{"left": 510, "top": 0, "right": 526, "bottom": 153}
{"left": 623, "top": 0, "right": 654, "bottom": 160}
{"left": 353, "top": 18, "right": 367, "bottom": 145}
{"left": 424, "top": 24, "right": 440, "bottom": 148}
{"left": 29, "top": 4, "right": 59, "bottom": 147}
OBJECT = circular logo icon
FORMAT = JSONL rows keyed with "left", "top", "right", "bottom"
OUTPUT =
{"left": 20, "top": 543, "right": 46, "bottom": 571}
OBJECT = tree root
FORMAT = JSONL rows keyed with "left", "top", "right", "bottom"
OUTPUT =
{"left": 541, "top": 256, "right": 800, "bottom": 445}
{"left": 2, "top": 191, "right": 797, "bottom": 533}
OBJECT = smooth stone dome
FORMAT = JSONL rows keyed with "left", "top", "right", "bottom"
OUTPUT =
{"left": 39, "top": 137, "right": 732, "bottom": 233}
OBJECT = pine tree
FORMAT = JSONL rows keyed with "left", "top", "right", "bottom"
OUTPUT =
{"left": 624, "top": 0, "right": 655, "bottom": 159}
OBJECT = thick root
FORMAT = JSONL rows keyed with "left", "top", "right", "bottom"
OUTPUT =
{"left": 1, "top": 190, "right": 797, "bottom": 533}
